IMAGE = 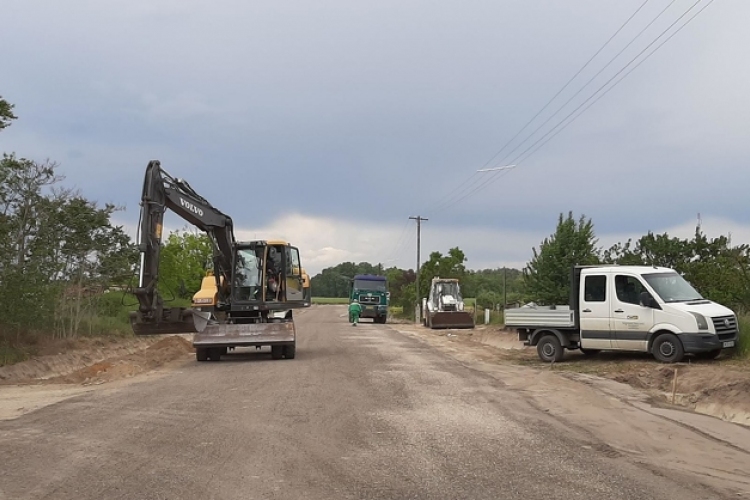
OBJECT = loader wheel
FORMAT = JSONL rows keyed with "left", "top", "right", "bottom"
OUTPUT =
{"left": 284, "top": 344, "right": 296, "bottom": 359}
{"left": 196, "top": 348, "right": 209, "bottom": 362}
{"left": 537, "top": 335, "right": 564, "bottom": 363}
{"left": 652, "top": 333, "right": 684, "bottom": 363}
{"left": 271, "top": 345, "right": 284, "bottom": 360}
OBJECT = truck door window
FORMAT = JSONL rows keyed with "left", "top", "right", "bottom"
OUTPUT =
{"left": 584, "top": 275, "right": 606, "bottom": 302}
{"left": 615, "top": 275, "right": 644, "bottom": 305}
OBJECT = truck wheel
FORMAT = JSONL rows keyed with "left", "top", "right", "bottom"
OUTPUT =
{"left": 284, "top": 344, "right": 296, "bottom": 359}
{"left": 196, "top": 348, "right": 209, "bottom": 362}
{"left": 652, "top": 333, "right": 684, "bottom": 363}
{"left": 271, "top": 345, "right": 283, "bottom": 360}
{"left": 537, "top": 335, "right": 564, "bottom": 363}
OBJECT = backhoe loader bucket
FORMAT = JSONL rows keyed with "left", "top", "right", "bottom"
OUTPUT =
{"left": 427, "top": 311, "right": 475, "bottom": 330}
{"left": 130, "top": 308, "right": 211, "bottom": 336}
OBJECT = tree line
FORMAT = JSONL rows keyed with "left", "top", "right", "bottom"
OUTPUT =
{"left": 312, "top": 212, "right": 750, "bottom": 317}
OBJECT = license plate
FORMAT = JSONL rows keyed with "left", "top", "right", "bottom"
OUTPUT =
{"left": 723, "top": 341, "right": 735, "bottom": 348}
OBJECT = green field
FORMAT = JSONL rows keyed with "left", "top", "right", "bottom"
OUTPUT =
{"left": 311, "top": 297, "right": 350, "bottom": 305}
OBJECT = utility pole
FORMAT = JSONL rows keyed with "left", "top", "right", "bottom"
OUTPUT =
{"left": 409, "top": 215, "right": 428, "bottom": 322}
{"left": 503, "top": 267, "right": 507, "bottom": 310}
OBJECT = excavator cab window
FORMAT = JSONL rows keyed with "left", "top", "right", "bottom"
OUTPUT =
{"left": 285, "top": 246, "right": 304, "bottom": 302}
{"left": 233, "top": 248, "right": 262, "bottom": 301}
{"left": 264, "top": 244, "right": 284, "bottom": 301}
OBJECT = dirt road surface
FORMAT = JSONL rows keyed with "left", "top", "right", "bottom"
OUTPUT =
{"left": 1, "top": 306, "right": 749, "bottom": 499}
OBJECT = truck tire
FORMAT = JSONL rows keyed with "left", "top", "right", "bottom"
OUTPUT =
{"left": 196, "top": 348, "right": 209, "bottom": 362}
{"left": 271, "top": 345, "right": 284, "bottom": 360}
{"left": 284, "top": 344, "right": 296, "bottom": 359}
{"left": 652, "top": 333, "right": 684, "bottom": 363}
{"left": 537, "top": 335, "right": 564, "bottom": 363}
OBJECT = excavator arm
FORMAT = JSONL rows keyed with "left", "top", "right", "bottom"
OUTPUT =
{"left": 130, "top": 160, "right": 235, "bottom": 335}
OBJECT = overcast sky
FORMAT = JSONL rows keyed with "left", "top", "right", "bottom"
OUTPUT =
{"left": 2, "top": 0, "right": 748, "bottom": 274}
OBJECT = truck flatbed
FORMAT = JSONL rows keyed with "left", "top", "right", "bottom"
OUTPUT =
{"left": 504, "top": 305, "right": 575, "bottom": 329}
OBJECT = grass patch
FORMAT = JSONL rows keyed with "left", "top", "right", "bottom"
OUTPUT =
{"left": 312, "top": 297, "right": 349, "bottom": 304}
{"left": 0, "top": 343, "right": 32, "bottom": 366}
{"left": 738, "top": 315, "right": 750, "bottom": 359}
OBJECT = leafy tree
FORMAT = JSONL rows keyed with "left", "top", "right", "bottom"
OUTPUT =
{"left": 0, "top": 95, "right": 16, "bottom": 130}
{"left": 158, "top": 228, "right": 213, "bottom": 298}
{"left": 310, "top": 261, "right": 384, "bottom": 297}
{"left": 524, "top": 212, "right": 599, "bottom": 304}
{"left": 417, "top": 247, "right": 467, "bottom": 301}
{"left": 0, "top": 155, "right": 137, "bottom": 337}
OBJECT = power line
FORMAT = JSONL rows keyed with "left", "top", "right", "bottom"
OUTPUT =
{"left": 497, "top": 0, "right": 680, "bottom": 166}
{"left": 477, "top": 0, "right": 654, "bottom": 171}
{"left": 409, "top": 216, "right": 428, "bottom": 322}
{"left": 508, "top": 0, "right": 711, "bottom": 166}
{"left": 434, "top": 0, "right": 716, "bottom": 211}
{"left": 515, "top": 0, "right": 718, "bottom": 166}
{"left": 416, "top": 0, "right": 656, "bottom": 216}
{"left": 383, "top": 219, "right": 412, "bottom": 263}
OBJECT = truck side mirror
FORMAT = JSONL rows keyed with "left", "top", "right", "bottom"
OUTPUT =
{"left": 639, "top": 291, "right": 657, "bottom": 308}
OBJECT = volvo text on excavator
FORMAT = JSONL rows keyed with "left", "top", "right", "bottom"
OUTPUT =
{"left": 130, "top": 160, "right": 309, "bottom": 361}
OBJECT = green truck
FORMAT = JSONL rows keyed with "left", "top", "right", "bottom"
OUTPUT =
{"left": 350, "top": 274, "right": 389, "bottom": 324}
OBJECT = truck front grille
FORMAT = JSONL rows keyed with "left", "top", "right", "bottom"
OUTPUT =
{"left": 359, "top": 296, "right": 381, "bottom": 305}
{"left": 712, "top": 315, "right": 738, "bottom": 340}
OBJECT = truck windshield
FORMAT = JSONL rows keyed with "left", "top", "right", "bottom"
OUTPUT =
{"left": 354, "top": 279, "right": 386, "bottom": 292}
{"left": 642, "top": 272, "right": 703, "bottom": 303}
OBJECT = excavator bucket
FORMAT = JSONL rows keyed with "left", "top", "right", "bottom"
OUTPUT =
{"left": 427, "top": 311, "right": 475, "bottom": 329}
{"left": 130, "top": 308, "right": 211, "bottom": 336}
{"left": 193, "top": 320, "right": 296, "bottom": 348}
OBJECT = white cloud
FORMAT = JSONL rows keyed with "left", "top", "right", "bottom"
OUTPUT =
{"left": 115, "top": 212, "right": 750, "bottom": 277}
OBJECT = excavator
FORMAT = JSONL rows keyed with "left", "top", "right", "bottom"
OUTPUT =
{"left": 130, "top": 160, "right": 309, "bottom": 361}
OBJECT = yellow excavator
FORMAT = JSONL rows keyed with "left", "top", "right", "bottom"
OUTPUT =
{"left": 129, "top": 160, "right": 310, "bottom": 361}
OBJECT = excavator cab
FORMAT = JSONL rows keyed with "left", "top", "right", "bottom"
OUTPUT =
{"left": 229, "top": 241, "right": 306, "bottom": 309}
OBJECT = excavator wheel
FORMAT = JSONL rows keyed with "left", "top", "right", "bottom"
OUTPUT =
{"left": 271, "top": 345, "right": 284, "bottom": 360}
{"left": 196, "top": 348, "right": 209, "bottom": 362}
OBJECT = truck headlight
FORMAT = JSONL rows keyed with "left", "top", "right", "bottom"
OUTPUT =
{"left": 690, "top": 312, "right": 709, "bottom": 331}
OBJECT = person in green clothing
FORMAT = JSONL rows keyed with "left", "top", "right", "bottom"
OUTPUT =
{"left": 348, "top": 299, "right": 362, "bottom": 326}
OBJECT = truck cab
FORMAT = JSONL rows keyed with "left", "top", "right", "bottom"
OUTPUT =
{"left": 507, "top": 265, "right": 739, "bottom": 363}
{"left": 349, "top": 274, "right": 389, "bottom": 324}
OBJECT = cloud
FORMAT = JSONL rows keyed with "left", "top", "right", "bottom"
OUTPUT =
{"left": 4, "top": 0, "right": 750, "bottom": 269}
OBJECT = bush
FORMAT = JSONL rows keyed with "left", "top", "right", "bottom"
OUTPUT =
{"left": 738, "top": 316, "right": 750, "bottom": 359}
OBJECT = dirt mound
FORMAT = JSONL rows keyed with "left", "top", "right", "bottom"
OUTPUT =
{"left": 0, "top": 335, "right": 194, "bottom": 386}
{"left": 49, "top": 335, "right": 194, "bottom": 385}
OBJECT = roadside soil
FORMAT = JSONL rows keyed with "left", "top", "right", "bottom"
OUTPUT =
{"left": 0, "top": 335, "right": 194, "bottom": 386}
{"left": 394, "top": 322, "right": 750, "bottom": 427}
